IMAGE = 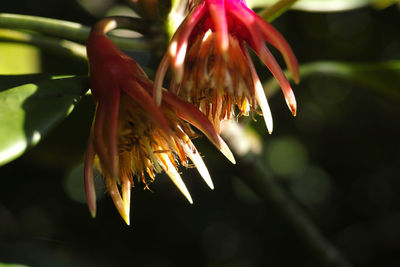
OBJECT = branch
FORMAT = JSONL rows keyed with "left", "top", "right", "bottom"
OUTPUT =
{"left": 0, "top": 13, "right": 151, "bottom": 51}
{"left": 237, "top": 155, "right": 354, "bottom": 267}
{"left": 258, "top": 0, "right": 299, "bottom": 22}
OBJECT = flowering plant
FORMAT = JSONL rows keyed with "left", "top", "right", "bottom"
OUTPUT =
{"left": 155, "top": 0, "right": 299, "bottom": 134}
{"left": 0, "top": 0, "right": 399, "bottom": 266}
{"left": 85, "top": 17, "right": 234, "bottom": 223}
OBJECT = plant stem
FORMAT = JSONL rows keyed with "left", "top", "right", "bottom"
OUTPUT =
{"left": 237, "top": 155, "right": 354, "bottom": 267}
{"left": 258, "top": 0, "right": 299, "bottom": 22}
{"left": 0, "top": 13, "right": 151, "bottom": 51}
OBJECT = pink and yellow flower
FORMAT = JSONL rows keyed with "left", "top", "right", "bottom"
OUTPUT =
{"left": 84, "top": 17, "right": 234, "bottom": 224}
{"left": 154, "top": 0, "right": 300, "bottom": 133}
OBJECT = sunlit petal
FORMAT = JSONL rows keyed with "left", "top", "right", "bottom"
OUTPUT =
{"left": 159, "top": 151, "right": 193, "bottom": 204}
{"left": 106, "top": 177, "right": 130, "bottom": 225}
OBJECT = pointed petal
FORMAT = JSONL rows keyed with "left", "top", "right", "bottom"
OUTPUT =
{"left": 207, "top": 0, "right": 229, "bottom": 58}
{"left": 93, "top": 103, "right": 113, "bottom": 175}
{"left": 190, "top": 148, "right": 214, "bottom": 189}
{"left": 256, "top": 44, "right": 297, "bottom": 116}
{"left": 254, "top": 78, "right": 274, "bottom": 134}
{"left": 162, "top": 91, "right": 236, "bottom": 164}
{"left": 153, "top": 53, "right": 170, "bottom": 106}
{"left": 233, "top": 2, "right": 300, "bottom": 84}
{"left": 106, "top": 177, "right": 130, "bottom": 225}
{"left": 121, "top": 178, "right": 132, "bottom": 225}
{"left": 227, "top": 0, "right": 264, "bottom": 53}
{"left": 217, "top": 135, "right": 236, "bottom": 164}
{"left": 227, "top": 1, "right": 297, "bottom": 115}
{"left": 243, "top": 47, "right": 273, "bottom": 134}
{"left": 106, "top": 88, "right": 120, "bottom": 179}
{"left": 159, "top": 152, "right": 193, "bottom": 204}
{"left": 177, "top": 129, "right": 214, "bottom": 189}
{"left": 84, "top": 132, "right": 96, "bottom": 218}
{"left": 123, "top": 80, "right": 173, "bottom": 136}
{"left": 170, "top": 1, "right": 207, "bottom": 83}
{"left": 254, "top": 15, "right": 300, "bottom": 84}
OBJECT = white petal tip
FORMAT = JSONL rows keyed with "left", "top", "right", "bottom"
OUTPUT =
{"left": 124, "top": 216, "right": 130, "bottom": 226}
{"left": 89, "top": 210, "right": 96, "bottom": 219}
{"left": 265, "top": 119, "right": 273, "bottom": 135}
{"left": 161, "top": 154, "right": 193, "bottom": 205}
{"left": 185, "top": 143, "right": 215, "bottom": 190}
{"left": 219, "top": 136, "right": 236, "bottom": 164}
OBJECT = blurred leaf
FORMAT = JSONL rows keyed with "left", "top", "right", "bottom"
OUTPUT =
{"left": 0, "top": 74, "right": 52, "bottom": 92}
{"left": 372, "top": 0, "right": 400, "bottom": 9}
{"left": 167, "top": 0, "right": 187, "bottom": 39}
{"left": 0, "top": 75, "right": 89, "bottom": 166}
{"left": 264, "top": 61, "right": 400, "bottom": 103}
{"left": 248, "top": 0, "right": 374, "bottom": 12}
{"left": 0, "top": 29, "right": 87, "bottom": 61}
{"left": 0, "top": 13, "right": 150, "bottom": 51}
{"left": 0, "top": 43, "right": 40, "bottom": 74}
{"left": 0, "top": 263, "right": 29, "bottom": 267}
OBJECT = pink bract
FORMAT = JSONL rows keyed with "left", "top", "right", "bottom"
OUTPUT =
{"left": 154, "top": 0, "right": 299, "bottom": 134}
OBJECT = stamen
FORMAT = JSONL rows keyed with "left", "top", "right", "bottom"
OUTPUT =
{"left": 142, "top": 137, "right": 163, "bottom": 174}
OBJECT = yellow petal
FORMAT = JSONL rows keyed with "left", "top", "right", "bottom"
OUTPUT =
{"left": 181, "top": 138, "right": 214, "bottom": 190}
{"left": 159, "top": 152, "right": 193, "bottom": 204}
{"left": 121, "top": 179, "right": 132, "bottom": 225}
{"left": 218, "top": 135, "right": 236, "bottom": 164}
{"left": 254, "top": 75, "right": 273, "bottom": 134}
{"left": 106, "top": 178, "right": 130, "bottom": 225}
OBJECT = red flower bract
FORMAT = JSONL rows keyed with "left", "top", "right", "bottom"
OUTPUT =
{"left": 84, "top": 17, "right": 234, "bottom": 224}
{"left": 154, "top": 0, "right": 300, "bottom": 134}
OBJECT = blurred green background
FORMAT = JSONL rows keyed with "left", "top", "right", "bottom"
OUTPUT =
{"left": 1, "top": 0, "right": 400, "bottom": 266}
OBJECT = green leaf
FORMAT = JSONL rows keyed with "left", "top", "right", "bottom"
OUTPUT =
{"left": 0, "top": 75, "right": 89, "bottom": 166}
{"left": 0, "top": 263, "right": 30, "bottom": 267}
{"left": 0, "top": 42, "right": 41, "bottom": 74}
{"left": 0, "top": 13, "right": 150, "bottom": 51}
{"left": 248, "top": 0, "right": 374, "bottom": 12}
{"left": 372, "top": 0, "right": 400, "bottom": 9}
{"left": 0, "top": 29, "right": 87, "bottom": 62}
{"left": 264, "top": 61, "right": 400, "bottom": 103}
{"left": 167, "top": 0, "right": 187, "bottom": 39}
{"left": 0, "top": 74, "right": 52, "bottom": 92}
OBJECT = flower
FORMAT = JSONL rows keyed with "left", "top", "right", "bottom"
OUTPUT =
{"left": 84, "top": 17, "right": 234, "bottom": 224}
{"left": 154, "top": 0, "right": 300, "bottom": 134}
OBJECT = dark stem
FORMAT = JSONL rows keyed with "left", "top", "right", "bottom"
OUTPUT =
{"left": 237, "top": 155, "right": 354, "bottom": 267}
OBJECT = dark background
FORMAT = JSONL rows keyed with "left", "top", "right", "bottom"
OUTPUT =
{"left": 1, "top": 1, "right": 400, "bottom": 266}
